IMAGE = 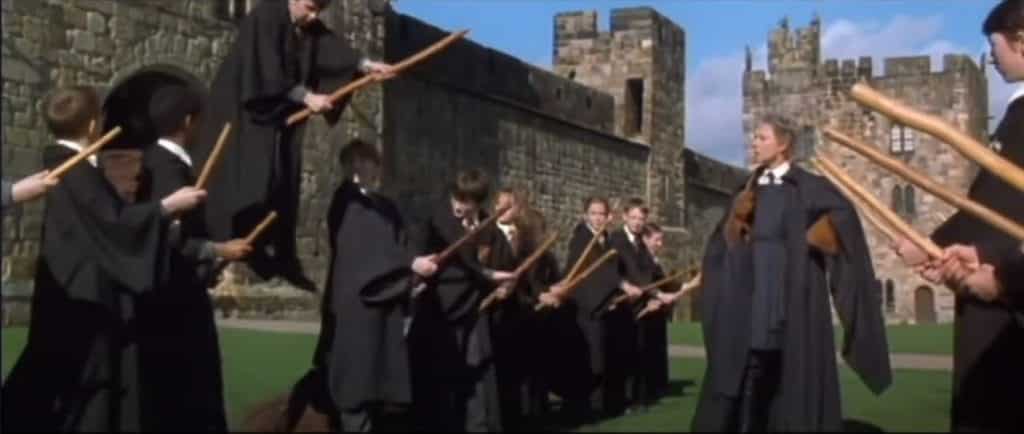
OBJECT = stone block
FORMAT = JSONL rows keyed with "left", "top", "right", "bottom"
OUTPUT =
{"left": 86, "top": 11, "right": 105, "bottom": 33}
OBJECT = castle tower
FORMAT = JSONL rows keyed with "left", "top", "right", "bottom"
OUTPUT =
{"left": 743, "top": 15, "right": 989, "bottom": 324}
{"left": 553, "top": 7, "right": 688, "bottom": 250}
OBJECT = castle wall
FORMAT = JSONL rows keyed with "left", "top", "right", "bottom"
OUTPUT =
{"left": 743, "top": 17, "right": 989, "bottom": 323}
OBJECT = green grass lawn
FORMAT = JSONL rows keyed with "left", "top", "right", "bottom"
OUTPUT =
{"left": 668, "top": 322, "right": 953, "bottom": 355}
{"left": 3, "top": 326, "right": 952, "bottom": 432}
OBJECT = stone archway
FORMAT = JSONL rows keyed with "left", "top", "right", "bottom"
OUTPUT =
{"left": 103, "top": 64, "right": 209, "bottom": 148}
{"left": 914, "top": 286, "right": 937, "bottom": 324}
{"left": 99, "top": 64, "right": 208, "bottom": 202}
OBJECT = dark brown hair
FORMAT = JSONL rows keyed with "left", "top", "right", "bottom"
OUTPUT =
{"left": 451, "top": 168, "right": 490, "bottom": 204}
{"left": 642, "top": 222, "right": 663, "bottom": 238}
{"left": 984, "top": 0, "right": 1024, "bottom": 38}
{"left": 44, "top": 86, "right": 101, "bottom": 140}
{"left": 583, "top": 196, "right": 610, "bottom": 212}
{"left": 338, "top": 139, "right": 382, "bottom": 168}
{"left": 622, "top": 197, "right": 649, "bottom": 214}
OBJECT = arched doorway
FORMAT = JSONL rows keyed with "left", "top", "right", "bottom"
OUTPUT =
{"left": 100, "top": 65, "right": 207, "bottom": 202}
{"left": 914, "top": 286, "right": 937, "bottom": 324}
{"left": 103, "top": 64, "right": 208, "bottom": 149}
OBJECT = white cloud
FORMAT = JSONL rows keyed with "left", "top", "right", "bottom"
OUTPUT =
{"left": 685, "top": 44, "right": 766, "bottom": 166}
{"left": 687, "top": 14, "right": 1004, "bottom": 166}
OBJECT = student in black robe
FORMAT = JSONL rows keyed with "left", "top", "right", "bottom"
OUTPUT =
{"left": 639, "top": 223, "right": 671, "bottom": 403}
{"left": 894, "top": 3, "right": 1024, "bottom": 430}
{"left": 550, "top": 197, "right": 622, "bottom": 423}
{"left": 303, "top": 139, "right": 439, "bottom": 432}
{"left": 514, "top": 207, "right": 562, "bottom": 426}
{"left": 136, "top": 84, "right": 254, "bottom": 432}
{"left": 1, "top": 86, "right": 208, "bottom": 433}
{"left": 478, "top": 187, "right": 530, "bottom": 431}
{"left": 480, "top": 189, "right": 560, "bottom": 431}
{"left": 408, "top": 169, "right": 516, "bottom": 432}
{"left": 691, "top": 115, "right": 891, "bottom": 432}
{"left": 606, "top": 198, "right": 655, "bottom": 415}
{"left": 191, "top": 0, "right": 394, "bottom": 289}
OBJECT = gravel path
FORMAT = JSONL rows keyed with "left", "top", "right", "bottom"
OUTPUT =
{"left": 217, "top": 318, "right": 952, "bottom": 371}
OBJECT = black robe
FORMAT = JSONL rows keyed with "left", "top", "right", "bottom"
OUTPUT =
{"left": 994, "top": 247, "right": 1024, "bottom": 312}
{"left": 2, "top": 145, "right": 169, "bottom": 432}
{"left": 311, "top": 180, "right": 417, "bottom": 413}
{"left": 644, "top": 261, "right": 671, "bottom": 401}
{"left": 930, "top": 96, "right": 1024, "bottom": 432}
{"left": 482, "top": 223, "right": 561, "bottom": 429}
{"left": 191, "top": 0, "right": 362, "bottom": 285}
{"left": 135, "top": 144, "right": 228, "bottom": 432}
{"left": 606, "top": 228, "right": 655, "bottom": 409}
{"left": 407, "top": 198, "right": 501, "bottom": 431}
{"left": 556, "top": 222, "right": 620, "bottom": 407}
{"left": 692, "top": 165, "right": 891, "bottom": 432}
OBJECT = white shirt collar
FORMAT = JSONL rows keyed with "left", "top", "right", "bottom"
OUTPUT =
{"left": 156, "top": 138, "right": 192, "bottom": 167}
{"left": 758, "top": 161, "right": 791, "bottom": 185}
{"left": 497, "top": 221, "right": 516, "bottom": 240}
{"left": 1010, "top": 85, "right": 1024, "bottom": 105}
{"left": 56, "top": 139, "right": 97, "bottom": 167}
{"left": 352, "top": 174, "right": 369, "bottom": 196}
{"left": 624, "top": 225, "right": 639, "bottom": 245}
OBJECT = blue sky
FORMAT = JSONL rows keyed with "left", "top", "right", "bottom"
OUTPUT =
{"left": 394, "top": 0, "right": 1014, "bottom": 166}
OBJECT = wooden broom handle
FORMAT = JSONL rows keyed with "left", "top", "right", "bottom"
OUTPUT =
{"left": 554, "top": 250, "right": 618, "bottom": 299}
{"left": 815, "top": 155, "right": 901, "bottom": 243}
{"left": 286, "top": 29, "right": 470, "bottom": 126}
{"left": 849, "top": 82, "right": 1024, "bottom": 193}
{"left": 478, "top": 232, "right": 560, "bottom": 312}
{"left": 435, "top": 204, "right": 511, "bottom": 266}
{"left": 812, "top": 155, "right": 942, "bottom": 258}
{"left": 244, "top": 211, "right": 278, "bottom": 245}
{"left": 194, "top": 123, "right": 232, "bottom": 190}
{"left": 46, "top": 127, "right": 122, "bottom": 182}
{"left": 823, "top": 128, "right": 1024, "bottom": 241}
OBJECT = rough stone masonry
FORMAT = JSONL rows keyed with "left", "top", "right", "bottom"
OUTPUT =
{"left": 1, "top": 0, "right": 747, "bottom": 323}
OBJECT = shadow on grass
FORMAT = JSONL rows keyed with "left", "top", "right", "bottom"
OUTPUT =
{"left": 667, "top": 379, "right": 696, "bottom": 397}
{"left": 843, "top": 418, "right": 885, "bottom": 432}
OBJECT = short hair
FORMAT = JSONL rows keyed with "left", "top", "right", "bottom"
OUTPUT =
{"left": 622, "top": 197, "right": 649, "bottom": 214}
{"left": 758, "top": 114, "right": 798, "bottom": 157}
{"left": 149, "top": 84, "right": 202, "bottom": 138}
{"left": 451, "top": 169, "right": 490, "bottom": 204}
{"left": 338, "top": 139, "right": 382, "bottom": 169}
{"left": 983, "top": 0, "right": 1024, "bottom": 37}
{"left": 44, "top": 86, "right": 101, "bottom": 140}
{"left": 497, "top": 186, "right": 529, "bottom": 209}
{"left": 642, "top": 222, "right": 663, "bottom": 238}
{"left": 583, "top": 196, "right": 610, "bottom": 212}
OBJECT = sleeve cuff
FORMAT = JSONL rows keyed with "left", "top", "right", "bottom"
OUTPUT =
{"left": 2, "top": 180, "right": 13, "bottom": 210}
{"left": 199, "top": 241, "right": 218, "bottom": 262}
{"left": 287, "top": 85, "right": 310, "bottom": 103}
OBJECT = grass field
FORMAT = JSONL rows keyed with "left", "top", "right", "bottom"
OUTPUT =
{"left": 668, "top": 322, "right": 953, "bottom": 355}
{"left": 2, "top": 326, "right": 952, "bottom": 432}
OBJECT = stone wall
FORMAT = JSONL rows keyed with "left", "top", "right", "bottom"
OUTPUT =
{"left": 2, "top": 0, "right": 234, "bottom": 309}
{"left": 553, "top": 7, "right": 688, "bottom": 264}
{"left": 743, "top": 17, "right": 989, "bottom": 323}
{"left": 4, "top": 2, "right": 751, "bottom": 325}
{"left": 381, "top": 14, "right": 650, "bottom": 267}
{"left": 1, "top": 0, "right": 388, "bottom": 322}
